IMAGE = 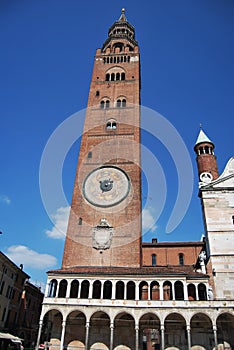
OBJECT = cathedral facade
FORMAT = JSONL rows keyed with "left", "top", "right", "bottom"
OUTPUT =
{"left": 36, "top": 10, "right": 234, "bottom": 350}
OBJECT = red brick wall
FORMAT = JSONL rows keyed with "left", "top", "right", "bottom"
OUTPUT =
{"left": 142, "top": 243, "right": 203, "bottom": 266}
{"left": 62, "top": 43, "right": 142, "bottom": 268}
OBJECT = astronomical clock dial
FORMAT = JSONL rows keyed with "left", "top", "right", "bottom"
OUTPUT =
{"left": 82, "top": 166, "right": 130, "bottom": 207}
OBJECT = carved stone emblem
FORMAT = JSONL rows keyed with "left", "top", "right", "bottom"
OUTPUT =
{"left": 93, "top": 218, "right": 113, "bottom": 250}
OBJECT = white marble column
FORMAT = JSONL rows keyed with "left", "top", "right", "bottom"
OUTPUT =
{"left": 171, "top": 282, "right": 175, "bottom": 300}
{"left": 88, "top": 281, "right": 93, "bottom": 299}
{"left": 60, "top": 320, "right": 66, "bottom": 350}
{"left": 186, "top": 325, "right": 191, "bottom": 350}
{"left": 85, "top": 321, "right": 90, "bottom": 350}
{"left": 112, "top": 281, "right": 116, "bottom": 300}
{"left": 110, "top": 322, "right": 114, "bottom": 350}
{"left": 195, "top": 284, "right": 199, "bottom": 300}
{"left": 213, "top": 325, "right": 218, "bottom": 350}
{"left": 135, "top": 325, "right": 139, "bottom": 350}
{"left": 135, "top": 281, "right": 140, "bottom": 301}
{"left": 78, "top": 280, "right": 82, "bottom": 299}
{"left": 44, "top": 281, "right": 50, "bottom": 297}
{"left": 159, "top": 282, "right": 163, "bottom": 300}
{"left": 160, "top": 323, "right": 165, "bottom": 350}
{"left": 36, "top": 319, "right": 43, "bottom": 350}
{"left": 183, "top": 282, "right": 188, "bottom": 300}
{"left": 101, "top": 280, "right": 104, "bottom": 299}
{"left": 124, "top": 282, "right": 127, "bottom": 300}
{"left": 55, "top": 281, "right": 59, "bottom": 298}
{"left": 148, "top": 284, "right": 150, "bottom": 301}
{"left": 66, "top": 280, "right": 71, "bottom": 298}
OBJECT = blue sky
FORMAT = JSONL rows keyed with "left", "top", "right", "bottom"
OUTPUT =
{"left": 0, "top": 1, "right": 233, "bottom": 287}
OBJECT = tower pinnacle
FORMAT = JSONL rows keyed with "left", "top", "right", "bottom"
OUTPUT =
{"left": 119, "top": 8, "right": 127, "bottom": 22}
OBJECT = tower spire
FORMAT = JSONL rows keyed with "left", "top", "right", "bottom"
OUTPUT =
{"left": 119, "top": 8, "right": 127, "bottom": 22}
{"left": 102, "top": 9, "right": 138, "bottom": 52}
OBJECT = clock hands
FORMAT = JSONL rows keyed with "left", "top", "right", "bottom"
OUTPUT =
{"left": 99, "top": 178, "right": 113, "bottom": 192}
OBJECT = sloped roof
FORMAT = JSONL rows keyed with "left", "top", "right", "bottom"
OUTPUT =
{"left": 48, "top": 265, "right": 208, "bottom": 279}
{"left": 195, "top": 129, "right": 213, "bottom": 146}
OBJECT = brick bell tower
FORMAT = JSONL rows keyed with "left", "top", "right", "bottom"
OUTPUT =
{"left": 194, "top": 128, "right": 219, "bottom": 183}
{"left": 62, "top": 9, "right": 142, "bottom": 268}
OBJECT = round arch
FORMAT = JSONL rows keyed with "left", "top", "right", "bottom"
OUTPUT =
{"left": 216, "top": 312, "right": 234, "bottom": 350}
{"left": 114, "top": 312, "right": 135, "bottom": 350}
{"left": 42, "top": 309, "right": 63, "bottom": 350}
{"left": 65, "top": 311, "right": 86, "bottom": 350}
{"left": 89, "top": 312, "right": 110, "bottom": 350}
{"left": 190, "top": 312, "right": 213, "bottom": 350}
{"left": 139, "top": 313, "right": 160, "bottom": 350}
{"left": 164, "top": 313, "right": 186, "bottom": 350}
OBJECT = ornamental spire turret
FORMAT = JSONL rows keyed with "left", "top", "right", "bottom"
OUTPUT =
{"left": 194, "top": 127, "right": 219, "bottom": 182}
{"left": 102, "top": 8, "right": 138, "bottom": 53}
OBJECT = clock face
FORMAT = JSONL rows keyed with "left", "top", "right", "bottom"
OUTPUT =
{"left": 200, "top": 172, "right": 213, "bottom": 184}
{"left": 82, "top": 166, "right": 130, "bottom": 207}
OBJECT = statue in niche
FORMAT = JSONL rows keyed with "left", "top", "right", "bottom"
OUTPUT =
{"left": 198, "top": 251, "right": 207, "bottom": 274}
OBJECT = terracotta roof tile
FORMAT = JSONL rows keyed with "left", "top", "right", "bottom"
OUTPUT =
{"left": 48, "top": 265, "right": 208, "bottom": 278}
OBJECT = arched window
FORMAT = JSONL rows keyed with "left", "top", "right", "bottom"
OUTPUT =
{"left": 106, "top": 122, "right": 112, "bottom": 130}
{"left": 198, "top": 283, "right": 207, "bottom": 300}
{"left": 151, "top": 282, "right": 160, "bottom": 300}
{"left": 106, "top": 120, "right": 117, "bottom": 131}
{"left": 179, "top": 253, "right": 184, "bottom": 265}
{"left": 139, "top": 281, "right": 148, "bottom": 300}
{"left": 80, "top": 280, "right": 89, "bottom": 299}
{"left": 103, "top": 280, "right": 112, "bottom": 299}
{"left": 163, "top": 281, "right": 172, "bottom": 300}
{"left": 70, "top": 280, "right": 79, "bottom": 298}
{"left": 152, "top": 254, "right": 156, "bottom": 266}
{"left": 115, "top": 281, "right": 124, "bottom": 299}
{"left": 116, "top": 99, "right": 121, "bottom": 108}
{"left": 116, "top": 72, "right": 120, "bottom": 81}
{"left": 100, "top": 100, "right": 110, "bottom": 109}
{"left": 47, "top": 279, "right": 57, "bottom": 297}
{"left": 187, "top": 283, "right": 196, "bottom": 301}
{"left": 105, "top": 73, "right": 110, "bottom": 81}
{"left": 174, "top": 281, "right": 184, "bottom": 300}
{"left": 116, "top": 98, "right": 126, "bottom": 108}
{"left": 127, "top": 281, "right": 135, "bottom": 300}
{"left": 92, "top": 280, "right": 101, "bottom": 299}
{"left": 78, "top": 217, "right": 82, "bottom": 225}
{"left": 121, "top": 72, "right": 125, "bottom": 80}
{"left": 58, "top": 279, "right": 67, "bottom": 298}
{"left": 111, "top": 73, "right": 115, "bottom": 81}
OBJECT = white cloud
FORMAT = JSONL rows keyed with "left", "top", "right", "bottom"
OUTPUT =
{"left": 5, "top": 245, "right": 57, "bottom": 270}
{"left": 142, "top": 207, "right": 157, "bottom": 233}
{"left": 45, "top": 206, "right": 70, "bottom": 239}
{"left": 0, "top": 195, "right": 11, "bottom": 205}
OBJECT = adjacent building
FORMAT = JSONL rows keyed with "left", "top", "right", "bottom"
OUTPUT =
{"left": 0, "top": 251, "right": 44, "bottom": 348}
